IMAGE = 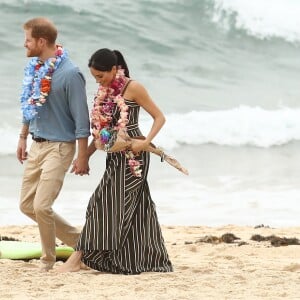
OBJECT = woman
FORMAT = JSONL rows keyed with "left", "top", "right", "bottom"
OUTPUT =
{"left": 57, "top": 48, "right": 173, "bottom": 274}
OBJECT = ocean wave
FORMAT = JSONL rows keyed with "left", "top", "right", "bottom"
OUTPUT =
{"left": 3, "top": 106, "right": 300, "bottom": 155}
{"left": 1, "top": 0, "right": 300, "bottom": 151}
{"left": 4, "top": 0, "right": 300, "bottom": 44}
{"left": 140, "top": 106, "right": 300, "bottom": 149}
{"left": 211, "top": 0, "right": 300, "bottom": 43}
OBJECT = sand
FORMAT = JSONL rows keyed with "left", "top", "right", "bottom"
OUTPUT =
{"left": 0, "top": 224, "right": 300, "bottom": 300}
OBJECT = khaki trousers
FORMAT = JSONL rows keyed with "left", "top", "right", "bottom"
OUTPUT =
{"left": 20, "top": 141, "right": 80, "bottom": 263}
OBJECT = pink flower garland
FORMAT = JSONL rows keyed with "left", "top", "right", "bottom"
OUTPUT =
{"left": 91, "top": 68, "right": 142, "bottom": 177}
{"left": 91, "top": 69, "right": 128, "bottom": 141}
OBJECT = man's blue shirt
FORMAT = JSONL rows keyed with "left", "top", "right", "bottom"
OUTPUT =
{"left": 24, "top": 58, "right": 90, "bottom": 141}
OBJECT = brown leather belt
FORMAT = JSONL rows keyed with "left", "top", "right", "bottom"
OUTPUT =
{"left": 32, "top": 136, "right": 49, "bottom": 142}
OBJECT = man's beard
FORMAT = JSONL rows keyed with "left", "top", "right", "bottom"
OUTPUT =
{"left": 26, "top": 47, "right": 42, "bottom": 58}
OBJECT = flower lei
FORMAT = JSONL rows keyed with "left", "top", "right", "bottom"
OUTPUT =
{"left": 20, "top": 45, "right": 67, "bottom": 121}
{"left": 91, "top": 68, "right": 142, "bottom": 177}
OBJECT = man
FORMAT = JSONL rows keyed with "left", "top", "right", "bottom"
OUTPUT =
{"left": 16, "top": 17, "right": 90, "bottom": 272}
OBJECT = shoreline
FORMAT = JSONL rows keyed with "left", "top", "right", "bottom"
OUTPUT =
{"left": 1, "top": 224, "right": 300, "bottom": 300}
{"left": 2, "top": 144, "right": 300, "bottom": 228}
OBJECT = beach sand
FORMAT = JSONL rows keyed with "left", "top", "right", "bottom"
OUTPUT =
{"left": 0, "top": 224, "right": 300, "bottom": 300}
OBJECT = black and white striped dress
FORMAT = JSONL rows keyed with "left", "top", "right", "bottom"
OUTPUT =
{"left": 76, "top": 94, "right": 173, "bottom": 275}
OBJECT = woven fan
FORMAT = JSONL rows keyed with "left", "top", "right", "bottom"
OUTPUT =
{"left": 144, "top": 142, "right": 189, "bottom": 175}
{"left": 95, "top": 131, "right": 189, "bottom": 175}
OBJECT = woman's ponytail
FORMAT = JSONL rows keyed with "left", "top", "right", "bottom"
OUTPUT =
{"left": 113, "top": 50, "right": 130, "bottom": 78}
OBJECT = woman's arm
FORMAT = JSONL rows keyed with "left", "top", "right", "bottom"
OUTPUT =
{"left": 87, "top": 139, "right": 97, "bottom": 159}
{"left": 126, "top": 81, "right": 165, "bottom": 153}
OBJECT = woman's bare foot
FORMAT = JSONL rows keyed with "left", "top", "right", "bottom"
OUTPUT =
{"left": 55, "top": 251, "right": 83, "bottom": 273}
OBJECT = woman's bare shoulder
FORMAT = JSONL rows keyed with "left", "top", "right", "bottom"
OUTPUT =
{"left": 127, "top": 80, "right": 147, "bottom": 94}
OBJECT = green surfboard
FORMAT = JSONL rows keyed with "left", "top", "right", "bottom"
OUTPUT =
{"left": 0, "top": 241, "right": 74, "bottom": 260}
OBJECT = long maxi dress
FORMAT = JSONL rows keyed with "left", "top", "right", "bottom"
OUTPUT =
{"left": 76, "top": 85, "right": 173, "bottom": 275}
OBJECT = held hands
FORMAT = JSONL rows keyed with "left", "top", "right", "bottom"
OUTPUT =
{"left": 70, "top": 156, "right": 90, "bottom": 176}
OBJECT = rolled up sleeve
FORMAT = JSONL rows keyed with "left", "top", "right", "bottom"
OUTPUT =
{"left": 66, "top": 70, "right": 91, "bottom": 139}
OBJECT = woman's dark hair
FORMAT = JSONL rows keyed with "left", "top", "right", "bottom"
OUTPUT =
{"left": 88, "top": 48, "right": 130, "bottom": 78}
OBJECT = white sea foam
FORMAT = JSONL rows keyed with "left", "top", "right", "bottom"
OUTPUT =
{"left": 140, "top": 106, "right": 300, "bottom": 149}
{"left": 212, "top": 0, "right": 300, "bottom": 42}
{"left": 2, "top": 106, "right": 300, "bottom": 155}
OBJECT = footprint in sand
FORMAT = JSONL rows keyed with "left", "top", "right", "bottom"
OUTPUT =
{"left": 192, "top": 267, "right": 213, "bottom": 274}
{"left": 283, "top": 263, "right": 300, "bottom": 272}
{"left": 19, "top": 262, "right": 39, "bottom": 268}
{"left": 178, "top": 265, "right": 190, "bottom": 271}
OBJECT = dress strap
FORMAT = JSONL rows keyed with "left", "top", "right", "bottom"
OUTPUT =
{"left": 121, "top": 79, "right": 132, "bottom": 96}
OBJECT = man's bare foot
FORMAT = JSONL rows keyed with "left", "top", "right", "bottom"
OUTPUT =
{"left": 39, "top": 261, "right": 55, "bottom": 273}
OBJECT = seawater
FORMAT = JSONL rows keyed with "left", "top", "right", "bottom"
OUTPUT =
{"left": 0, "top": 0, "right": 300, "bottom": 227}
